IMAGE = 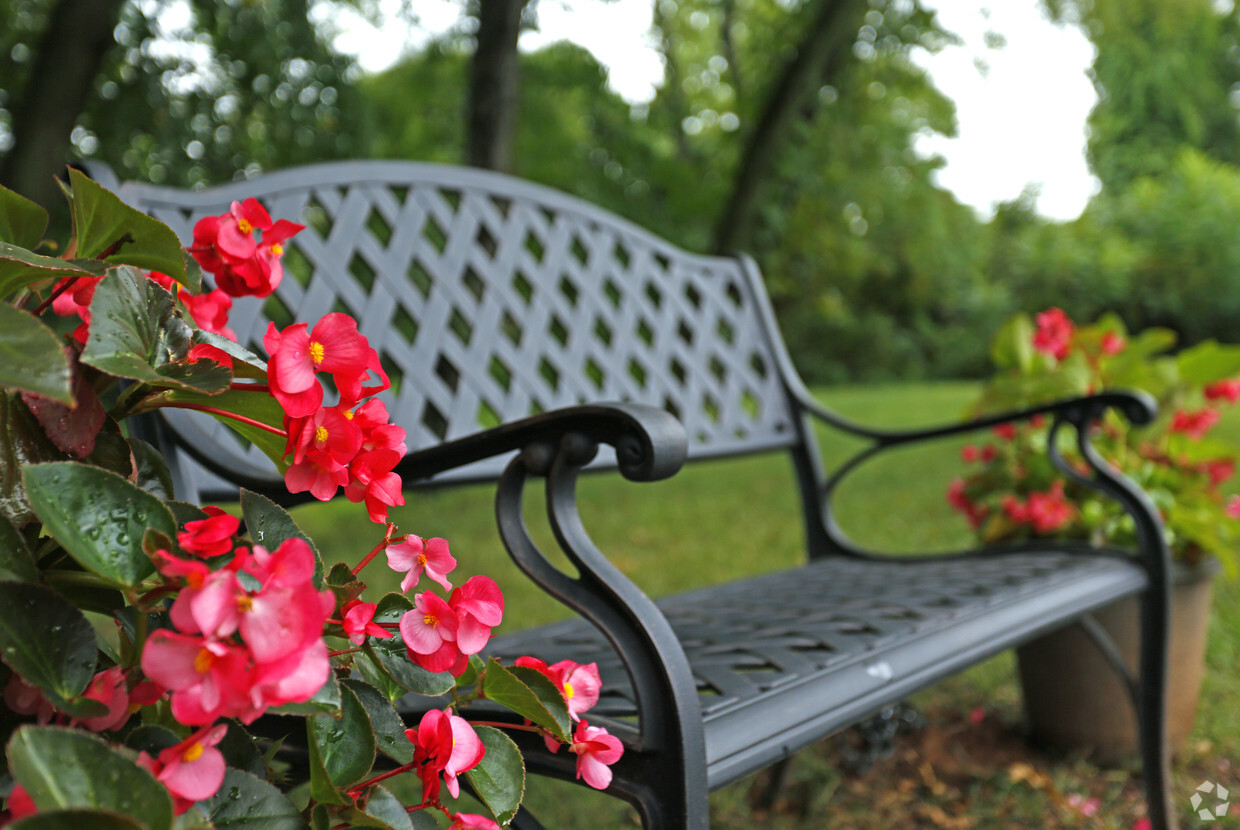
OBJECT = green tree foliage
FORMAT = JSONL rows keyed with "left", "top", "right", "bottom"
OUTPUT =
{"left": 0, "top": 0, "right": 365, "bottom": 197}
{"left": 1081, "top": 0, "right": 1240, "bottom": 191}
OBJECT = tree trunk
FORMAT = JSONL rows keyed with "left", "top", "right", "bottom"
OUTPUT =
{"left": 0, "top": 0, "right": 125, "bottom": 210}
{"left": 712, "top": 0, "right": 867, "bottom": 254}
{"left": 467, "top": 0, "right": 528, "bottom": 173}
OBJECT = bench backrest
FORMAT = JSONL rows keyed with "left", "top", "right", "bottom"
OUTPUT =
{"left": 100, "top": 161, "right": 807, "bottom": 501}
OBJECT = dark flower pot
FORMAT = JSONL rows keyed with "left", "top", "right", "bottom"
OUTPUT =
{"left": 1016, "top": 558, "right": 1218, "bottom": 765}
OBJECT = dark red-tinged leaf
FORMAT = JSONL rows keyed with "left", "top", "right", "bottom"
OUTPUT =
{"left": 21, "top": 350, "right": 105, "bottom": 459}
{"left": 0, "top": 390, "right": 66, "bottom": 528}
{"left": 0, "top": 305, "right": 71, "bottom": 404}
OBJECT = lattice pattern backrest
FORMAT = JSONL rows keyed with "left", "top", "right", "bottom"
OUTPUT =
{"left": 116, "top": 161, "right": 798, "bottom": 490}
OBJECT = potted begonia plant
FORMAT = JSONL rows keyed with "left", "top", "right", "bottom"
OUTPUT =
{"left": 948, "top": 307, "right": 1240, "bottom": 762}
{"left": 0, "top": 172, "right": 620, "bottom": 828}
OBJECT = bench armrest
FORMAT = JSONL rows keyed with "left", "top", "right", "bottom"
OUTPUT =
{"left": 796, "top": 387, "right": 1157, "bottom": 446}
{"left": 396, "top": 401, "right": 687, "bottom": 484}
{"left": 802, "top": 388, "right": 1170, "bottom": 579}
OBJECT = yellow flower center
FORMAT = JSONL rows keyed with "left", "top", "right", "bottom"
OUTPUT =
{"left": 193, "top": 648, "right": 213, "bottom": 674}
{"left": 309, "top": 341, "right": 325, "bottom": 364}
{"left": 423, "top": 614, "right": 438, "bottom": 628}
{"left": 238, "top": 218, "right": 253, "bottom": 235}
{"left": 183, "top": 742, "right": 205, "bottom": 763}
{"left": 237, "top": 595, "right": 253, "bottom": 612}
{"left": 564, "top": 682, "right": 575, "bottom": 699}
{"left": 343, "top": 409, "right": 354, "bottom": 420}
{"left": 417, "top": 553, "right": 428, "bottom": 567}
{"left": 270, "top": 243, "right": 284, "bottom": 257}
{"left": 315, "top": 426, "right": 329, "bottom": 444}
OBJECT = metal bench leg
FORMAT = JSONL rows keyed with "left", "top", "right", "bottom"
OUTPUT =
{"left": 1138, "top": 588, "right": 1175, "bottom": 830}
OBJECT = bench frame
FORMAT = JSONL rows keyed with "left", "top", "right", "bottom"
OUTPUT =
{"left": 92, "top": 160, "right": 1174, "bottom": 829}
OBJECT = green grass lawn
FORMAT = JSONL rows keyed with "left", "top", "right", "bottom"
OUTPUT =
{"left": 290, "top": 381, "right": 1240, "bottom": 828}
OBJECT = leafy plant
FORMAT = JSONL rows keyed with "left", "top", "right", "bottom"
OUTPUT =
{"left": 0, "top": 173, "right": 618, "bottom": 828}
{"left": 949, "top": 307, "right": 1240, "bottom": 576}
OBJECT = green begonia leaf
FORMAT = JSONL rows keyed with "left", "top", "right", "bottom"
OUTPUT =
{"left": 308, "top": 682, "right": 376, "bottom": 788}
{"left": 7, "top": 726, "right": 173, "bottom": 830}
{"left": 0, "top": 512, "right": 39, "bottom": 582}
{"left": 268, "top": 671, "right": 341, "bottom": 716}
{"left": 81, "top": 266, "right": 230, "bottom": 394}
{"left": 203, "top": 767, "right": 308, "bottom": 829}
{"left": 0, "top": 583, "right": 99, "bottom": 713}
{"left": 346, "top": 786, "right": 413, "bottom": 830}
{"left": 364, "top": 593, "right": 456, "bottom": 697}
{"left": 0, "top": 243, "right": 104, "bottom": 302}
{"left": 463, "top": 726, "right": 525, "bottom": 826}
{"left": 128, "top": 437, "right": 175, "bottom": 500}
{"left": 239, "top": 489, "right": 323, "bottom": 585}
{"left": 22, "top": 461, "right": 175, "bottom": 587}
{"left": 0, "top": 183, "right": 49, "bottom": 249}
{"left": 0, "top": 306, "right": 72, "bottom": 404}
{"left": 9, "top": 808, "right": 145, "bottom": 830}
{"left": 147, "top": 386, "right": 287, "bottom": 472}
{"left": 343, "top": 679, "right": 415, "bottom": 765}
{"left": 66, "top": 168, "right": 191, "bottom": 289}
{"left": 482, "top": 659, "right": 572, "bottom": 744}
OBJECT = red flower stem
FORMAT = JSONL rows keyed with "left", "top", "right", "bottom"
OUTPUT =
{"left": 467, "top": 721, "right": 548, "bottom": 735}
{"left": 31, "top": 276, "right": 80, "bottom": 315}
{"left": 160, "top": 402, "right": 287, "bottom": 437}
{"left": 228, "top": 382, "right": 271, "bottom": 392}
{"left": 328, "top": 647, "right": 362, "bottom": 658}
{"left": 352, "top": 523, "right": 398, "bottom": 575}
{"left": 348, "top": 762, "right": 418, "bottom": 794}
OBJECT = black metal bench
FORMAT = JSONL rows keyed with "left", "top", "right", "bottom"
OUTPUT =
{"left": 92, "top": 160, "right": 1174, "bottom": 829}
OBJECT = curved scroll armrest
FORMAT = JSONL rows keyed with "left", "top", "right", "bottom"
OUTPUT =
{"left": 797, "top": 387, "right": 1157, "bottom": 449}
{"left": 395, "top": 401, "right": 688, "bottom": 484}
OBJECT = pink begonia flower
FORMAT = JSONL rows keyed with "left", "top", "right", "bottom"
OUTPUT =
{"left": 215, "top": 199, "right": 272, "bottom": 260}
{"left": 345, "top": 448, "right": 405, "bottom": 524}
{"left": 1131, "top": 820, "right": 1152, "bottom": 830}
{"left": 177, "top": 506, "right": 240, "bottom": 558}
{"left": 1031, "top": 307, "right": 1074, "bottom": 361}
{"left": 6, "top": 784, "right": 36, "bottom": 819}
{"left": 3, "top": 673, "right": 55, "bottom": 724}
{"left": 1170, "top": 408, "right": 1221, "bottom": 440}
{"left": 1227, "top": 495, "right": 1240, "bottom": 519}
{"left": 1100, "top": 330, "right": 1126, "bottom": 355}
{"left": 249, "top": 637, "right": 332, "bottom": 711}
{"left": 286, "top": 405, "right": 363, "bottom": 467}
{"left": 1205, "top": 378, "right": 1240, "bottom": 404}
{"left": 1204, "top": 458, "right": 1235, "bottom": 486}
{"left": 515, "top": 657, "right": 601, "bottom": 721}
{"left": 284, "top": 454, "right": 350, "bottom": 501}
{"left": 141, "top": 632, "right": 256, "bottom": 725}
{"left": 156, "top": 723, "right": 229, "bottom": 812}
{"left": 230, "top": 219, "right": 304, "bottom": 297}
{"left": 567, "top": 720, "right": 624, "bottom": 789}
{"left": 1065, "top": 793, "right": 1100, "bottom": 817}
{"left": 448, "top": 812, "right": 502, "bottom": 830}
{"left": 1026, "top": 482, "right": 1074, "bottom": 534}
{"left": 387, "top": 536, "right": 456, "bottom": 594}
{"left": 73, "top": 665, "right": 131, "bottom": 732}
{"left": 404, "top": 709, "right": 485, "bottom": 803}
{"left": 341, "top": 599, "right": 394, "bottom": 645}
{"left": 450, "top": 575, "right": 504, "bottom": 655}
{"left": 992, "top": 422, "right": 1017, "bottom": 441}
{"left": 265, "top": 315, "right": 372, "bottom": 415}
{"left": 400, "top": 592, "right": 463, "bottom": 673}
{"left": 181, "top": 288, "right": 236, "bottom": 340}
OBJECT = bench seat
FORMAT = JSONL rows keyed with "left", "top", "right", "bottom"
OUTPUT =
{"left": 483, "top": 549, "right": 1145, "bottom": 789}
